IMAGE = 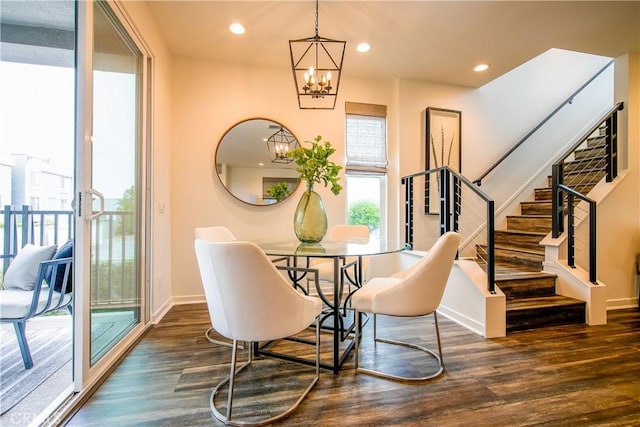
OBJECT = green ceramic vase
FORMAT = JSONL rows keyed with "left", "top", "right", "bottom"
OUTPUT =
{"left": 293, "top": 188, "right": 327, "bottom": 243}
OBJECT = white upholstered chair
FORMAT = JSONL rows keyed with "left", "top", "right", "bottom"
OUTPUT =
{"left": 194, "top": 239, "right": 323, "bottom": 426}
{"left": 352, "top": 231, "right": 460, "bottom": 381}
{"left": 194, "top": 226, "right": 237, "bottom": 347}
{"left": 195, "top": 226, "right": 237, "bottom": 243}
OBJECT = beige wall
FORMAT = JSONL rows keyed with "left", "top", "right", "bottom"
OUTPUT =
{"left": 170, "top": 58, "right": 395, "bottom": 302}
{"left": 634, "top": 53, "right": 640, "bottom": 266}
{"left": 594, "top": 53, "right": 640, "bottom": 308}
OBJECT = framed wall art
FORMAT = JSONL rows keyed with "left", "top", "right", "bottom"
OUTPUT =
{"left": 424, "top": 107, "right": 461, "bottom": 214}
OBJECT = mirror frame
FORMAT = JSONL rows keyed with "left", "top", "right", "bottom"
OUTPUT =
{"left": 214, "top": 118, "right": 301, "bottom": 206}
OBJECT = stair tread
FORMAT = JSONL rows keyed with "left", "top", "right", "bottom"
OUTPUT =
{"left": 494, "top": 243, "right": 544, "bottom": 255}
{"left": 480, "top": 242, "right": 545, "bottom": 254}
{"left": 506, "top": 214, "right": 551, "bottom": 219}
{"left": 495, "top": 229, "right": 547, "bottom": 237}
{"left": 507, "top": 295, "right": 585, "bottom": 311}
{"left": 548, "top": 167, "right": 605, "bottom": 176}
{"left": 495, "top": 270, "right": 557, "bottom": 281}
{"left": 476, "top": 263, "right": 545, "bottom": 275}
{"left": 521, "top": 201, "right": 551, "bottom": 205}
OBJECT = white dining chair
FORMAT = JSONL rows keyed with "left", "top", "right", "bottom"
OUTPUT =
{"left": 194, "top": 226, "right": 237, "bottom": 347}
{"left": 352, "top": 231, "right": 460, "bottom": 381}
{"left": 194, "top": 239, "right": 323, "bottom": 426}
{"left": 195, "top": 226, "right": 237, "bottom": 243}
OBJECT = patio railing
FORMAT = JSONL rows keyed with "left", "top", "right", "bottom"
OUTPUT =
{"left": 1, "top": 205, "right": 137, "bottom": 307}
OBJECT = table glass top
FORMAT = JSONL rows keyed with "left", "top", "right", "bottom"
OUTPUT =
{"left": 256, "top": 238, "right": 410, "bottom": 258}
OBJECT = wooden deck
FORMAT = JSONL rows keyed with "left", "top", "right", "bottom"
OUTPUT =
{"left": 65, "top": 304, "right": 640, "bottom": 426}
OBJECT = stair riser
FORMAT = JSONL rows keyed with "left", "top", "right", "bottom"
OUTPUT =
{"left": 535, "top": 184, "right": 599, "bottom": 201}
{"left": 535, "top": 188, "right": 552, "bottom": 201}
{"left": 575, "top": 147, "right": 606, "bottom": 160}
{"left": 478, "top": 245, "right": 543, "bottom": 271}
{"left": 547, "top": 171, "right": 604, "bottom": 187}
{"left": 507, "top": 216, "right": 551, "bottom": 233}
{"left": 494, "top": 231, "right": 544, "bottom": 251}
{"left": 563, "top": 157, "right": 606, "bottom": 172}
{"left": 586, "top": 136, "right": 606, "bottom": 148}
{"left": 507, "top": 304, "right": 586, "bottom": 332}
{"left": 520, "top": 202, "right": 552, "bottom": 216}
{"left": 498, "top": 277, "right": 556, "bottom": 299}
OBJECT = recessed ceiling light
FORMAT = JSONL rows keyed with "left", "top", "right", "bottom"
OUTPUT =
{"left": 474, "top": 63, "right": 490, "bottom": 72}
{"left": 229, "top": 23, "right": 245, "bottom": 35}
{"left": 356, "top": 42, "right": 371, "bottom": 53}
{"left": 258, "top": 162, "right": 264, "bottom": 167}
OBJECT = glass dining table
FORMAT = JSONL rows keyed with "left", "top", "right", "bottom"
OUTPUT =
{"left": 255, "top": 238, "right": 409, "bottom": 374}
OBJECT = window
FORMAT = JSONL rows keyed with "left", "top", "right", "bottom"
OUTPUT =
{"left": 345, "top": 102, "right": 388, "bottom": 238}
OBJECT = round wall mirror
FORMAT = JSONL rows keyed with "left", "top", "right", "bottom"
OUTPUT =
{"left": 215, "top": 118, "right": 301, "bottom": 206}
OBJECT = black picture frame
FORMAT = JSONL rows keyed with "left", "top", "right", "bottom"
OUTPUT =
{"left": 425, "top": 107, "right": 462, "bottom": 214}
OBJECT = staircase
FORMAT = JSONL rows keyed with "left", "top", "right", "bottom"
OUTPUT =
{"left": 478, "top": 135, "right": 607, "bottom": 332}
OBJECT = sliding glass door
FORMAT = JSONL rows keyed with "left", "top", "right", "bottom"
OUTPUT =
{"left": 76, "top": 0, "right": 149, "bottom": 388}
{"left": 88, "top": 1, "right": 143, "bottom": 365}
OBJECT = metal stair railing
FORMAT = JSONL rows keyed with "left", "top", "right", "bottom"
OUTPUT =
{"left": 551, "top": 102, "right": 624, "bottom": 284}
{"left": 402, "top": 166, "right": 496, "bottom": 293}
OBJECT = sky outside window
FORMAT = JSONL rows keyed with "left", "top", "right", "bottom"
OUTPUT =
{"left": 1, "top": 61, "right": 74, "bottom": 170}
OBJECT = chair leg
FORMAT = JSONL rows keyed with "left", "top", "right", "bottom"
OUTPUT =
{"left": 434, "top": 311, "right": 445, "bottom": 368}
{"left": 354, "top": 310, "right": 360, "bottom": 371}
{"left": 226, "top": 340, "right": 239, "bottom": 421}
{"left": 210, "top": 321, "right": 320, "bottom": 426}
{"left": 205, "top": 327, "right": 233, "bottom": 347}
{"left": 355, "top": 312, "right": 444, "bottom": 382}
{"left": 13, "top": 321, "right": 34, "bottom": 369}
{"left": 210, "top": 340, "right": 251, "bottom": 425}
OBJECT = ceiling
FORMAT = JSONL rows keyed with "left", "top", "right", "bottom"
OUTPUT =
{"left": 1, "top": 1, "right": 638, "bottom": 87}
{"left": 145, "top": 1, "right": 640, "bottom": 87}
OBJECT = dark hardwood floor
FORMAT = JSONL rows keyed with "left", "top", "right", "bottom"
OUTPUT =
{"left": 65, "top": 304, "right": 640, "bottom": 426}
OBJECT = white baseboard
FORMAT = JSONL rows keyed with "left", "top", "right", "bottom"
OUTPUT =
{"left": 607, "top": 298, "right": 639, "bottom": 310}
{"left": 150, "top": 298, "right": 173, "bottom": 324}
{"left": 437, "top": 306, "right": 485, "bottom": 337}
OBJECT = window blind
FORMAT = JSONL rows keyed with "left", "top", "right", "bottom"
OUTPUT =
{"left": 345, "top": 102, "right": 388, "bottom": 173}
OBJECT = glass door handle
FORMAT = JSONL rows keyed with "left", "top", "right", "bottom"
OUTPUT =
{"left": 85, "top": 188, "right": 105, "bottom": 221}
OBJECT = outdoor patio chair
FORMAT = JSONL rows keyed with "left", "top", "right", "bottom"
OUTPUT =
{"left": 0, "top": 242, "right": 73, "bottom": 369}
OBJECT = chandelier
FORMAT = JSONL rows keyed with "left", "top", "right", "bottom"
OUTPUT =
{"left": 267, "top": 127, "right": 297, "bottom": 163}
{"left": 289, "top": 0, "right": 345, "bottom": 109}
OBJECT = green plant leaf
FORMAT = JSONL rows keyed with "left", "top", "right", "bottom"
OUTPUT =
{"left": 287, "top": 135, "right": 342, "bottom": 195}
